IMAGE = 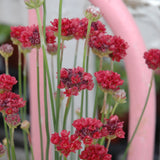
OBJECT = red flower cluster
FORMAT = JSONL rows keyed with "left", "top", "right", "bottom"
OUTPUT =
{"left": 0, "top": 143, "right": 5, "bottom": 158}
{"left": 94, "top": 70, "right": 124, "bottom": 92}
{"left": 144, "top": 49, "right": 160, "bottom": 70}
{"left": 58, "top": 66, "right": 94, "bottom": 97}
{"left": 89, "top": 33, "right": 128, "bottom": 61}
{"left": 101, "top": 115, "right": 125, "bottom": 140}
{"left": 72, "top": 117, "right": 103, "bottom": 144}
{"left": 50, "top": 130, "right": 82, "bottom": 157}
{"left": 79, "top": 144, "right": 112, "bottom": 160}
{"left": 0, "top": 74, "right": 17, "bottom": 93}
{"left": 0, "top": 92, "right": 26, "bottom": 115}
{"left": 10, "top": 25, "right": 56, "bottom": 48}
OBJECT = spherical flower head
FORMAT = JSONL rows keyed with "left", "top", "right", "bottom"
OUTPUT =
{"left": 21, "top": 120, "right": 30, "bottom": 133}
{"left": 72, "top": 117, "right": 102, "bottom": 142}
{"left": 47, "top": 43, "right": 65, "bottom": 56}
{"left": 94, "top": 70, "right": 124, "bottom": 94}
{"left": 10, "top": 26, "right": 26, "bottom": 45}
{"left": 58, "top": 66, "right": 94, "bottom": 97}
{"left": 5, "top": 113, "right": 21, "bottom": 128}
{"left": 113, "top": 89, "right": 127, "bottom": 104}
{"left": 102, "top": 115, "right": 125, "bottom": 140}
{"left": 51, "top": 18, "right": 74, "bottom": 40}
{"left": 0, "top": 92, "right": 26, "bottom": 114}
{"left": 85, "top": 6, "right": 101, "bottom": 22}
{"left": 46, "top": 26, "right": 56, "bottom": 44}
{"left": 51, "top": 130, "right": 82, "bottom": 157}
{"left": 0, "top": 44, "right": 13, "bottom": 59}
{"left": 0, "top": 143, "right": 5, "bottom": 158}
{"left": 24, "top": 0, "right": 44, "bottom": 9}
{"left": 79, "top": 144, "right": 112, "bottom": 160}
{"left": 0, "top": 74, "right": 17, "bottom": 93}
{"left": 144, "top": 49, "right": 160, "bottom": 70}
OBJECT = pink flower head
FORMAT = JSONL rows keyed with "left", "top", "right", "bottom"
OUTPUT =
{"left": 101, "top": 115, "right": 125, "bottom": 139}
{"left": 79, "top": 144, "right": 112, "bottom": 160}
{"left": 51, "top": 18, "right": 74, "bottom": 40}
{"left": 94, "top": 70, "right": 124, "bottom": 93}
{"left": 144, "top": 49, "right": 160, "bottom": 70}
{"left": 89, "top": 33, "right": 128, "bottom": 61}
{"left": 72, "top": 117, "right": 102, "bottom": 142}
{"left": 58, "top": 66, "right": 94, "bottom": 97}
{"left": 10, "top": 26, "right": 26, "bottom": 44}
{"left": 0, "top": 44, "right": 14, "bottom": 58}
{"left": 51, "top": 130, "right": 82, "bottom": 157}
{"left": 0, "top": 143, "right": 5, "bottom": 158}
{"left": 0, "top": 74, "right": 17, "bottom": 93}
{"left": 20, "top": 25, "right": 40, "bottom": 48}
{"left": 5, "top": 113, "right": 21, "bottom": 128}
{"left": 46, "top": 26, "right": 56, "bottom": 44}
{"left": 0, "top": 92, "right": 26, "bottom": 114}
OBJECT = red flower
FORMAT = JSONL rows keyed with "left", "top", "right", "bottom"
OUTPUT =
{"left": 144, "top": 49, "right": 160, "bottom": 70}
{"left": 94, "top": 70, "right": 124, "bottom": 93}
{"left": 0, "top": 92, "right": 26, "bottom": 114}
{"left": 101, "top": 115, "right": 125, "bottom": 139}
{"left": 58, "top": 66, "right": 94, "bottom": 97}
{"left": 51, "top": 130, "right": 82, "bottom": 157}
{"left": 46, "top": 26, "right": 56, "bottom": 44}
{"left": 72, "top": 118, "right": 102, "bottom": 141}
{"left": 0, "top": 74, "right": 17, "bottom": 93}
{"left": 79, "top": 144, "right": 112, "bottom": 160}
{"left": 0, "top": 143, "right": 5, "bottom": 158}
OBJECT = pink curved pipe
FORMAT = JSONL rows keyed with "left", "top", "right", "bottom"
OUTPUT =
{"left": 89, "top": 0, "right": 156, "bottom": 159}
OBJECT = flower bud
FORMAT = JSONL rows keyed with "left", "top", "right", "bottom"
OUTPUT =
{"left": 5, "top": 113, "right": 21, "bottom": 128}
{"left": 0, "top": 143, "right": 6, "bottom": 158}
{"left": 75, "top": 108, "right": 80, "bottom": 117}
{"left": 85, "top": 6, "right": 101, "bottom": 22}
{"left": 113, "top": 89, "right": 127, "bottom": 104}
{"left": 2, "top": 138, "right": 7, "bottom": 146}
{"left": 21, "top": 120, "right": 30, "bottom": 133}
{"left": 0, "top": 44, "right": 13, "bottom": 59}
{"left": 24, "top": 0, "right": 44, "bottom": 9}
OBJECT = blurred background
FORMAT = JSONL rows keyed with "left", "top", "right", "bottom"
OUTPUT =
{"left": 0, "top": 0, "right": 160, "bottom": 159}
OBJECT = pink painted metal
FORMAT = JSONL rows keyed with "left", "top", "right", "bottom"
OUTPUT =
{"left": 89, "top": 0, "right": 156, "bottom": 159}
{"left": 28, "top": 9, "right": 52, "bottom": 160}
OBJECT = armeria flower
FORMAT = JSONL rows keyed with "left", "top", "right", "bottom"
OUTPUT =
{"left": 47, "top": 43, "right": 65, "bottom": 56}
{"left": 101, "top": 115, "right": 125, "bottom": 140}
{"left": 94, "top": 70, "right": 124, "bottom": 94}
{"left": 5, "top": 113, "right": 21, "bottom": 128}
{"left": 51, "top": 130, "right": 82, "bottom": 157}
{"left": 20, "top": 25, "right": 40, "bottom": 48}
{"left": 89, "top": 33, "right": 128, "bottom": 61}
{"left": 10, "top": 26, "right": 26, "bottom": 45}
{"left": 0, "top": 74, "right": 17, "bottom": 93}
{"left": 51, "top": 18, "right": 74, "bottom": 40}
{"left": 0, "top": 44, "right": 14, "bottom": 59}
{"left": 85, "top": 6, "right": 101, "bottom": 22}
{"left": 46, "top": 26, "right": 56, "bottom": 44}
{"left": 58, "top": 66, "right": 94, "bottom": 97}
{"left": 0, "top": 92, "right": 26, "bottom": 115}
{"left": 79, "top": 144, "right": 112, "bottom": 160}
{"left": 144, "top": 49, "right": 160, "bottom": 70}
{"left": 72, "top": 117, "right": 103, "bottom": 143}
{"left": 0, "top": 143, "right": 5, "bottom": 158}
{"left": 113, "top": 89, "right": 126, "bottom": 104}
{"left": 21, "top": 120, "right": 30, "bottom": 133}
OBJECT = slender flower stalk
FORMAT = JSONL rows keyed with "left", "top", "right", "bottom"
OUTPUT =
{"left": 122, "top": 71, "right": 154, "bottom": 160}
{"left": 60, "top": 39, "right": 64, "bottom": 68}
{"left": 9, "top": 127, "right": 16, "bottom": 160}
{"left": 110, "top": 60, "right": 114, "bottom": 71}
{"left": 36, "top": 48, "right": 44, "bottom": 160}
{"left": 28, "top": 133, "right": 34, "bottom": 160}
{"left": 99, "top": 56, "right": 103, "bottom": 70}
{"left": 110, "top": 102, "right": 119, "bottom": 116}
{"left": 51, "top": 55, "right": 56, "bottom": 92}
{"left": 63, "top": 96, "right": 72, "bottom": 130}
{"left": 101, "top": 92, "right": 107, "bottom": 122}
{"left": 106, "top": 139, "right": 111, "bottom": 149}
{"left": 5, "top": 58, "right": 9, "bottom": 75}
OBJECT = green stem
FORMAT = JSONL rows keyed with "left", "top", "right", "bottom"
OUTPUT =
{"left": 51, "top": 55, "right": 56, "bottom": 93}
{"left": 64, "top": 156, "right": 67, "bottom": 160}
{"left": 106, "top": 139, "right": 111, "bottom": 149}
{"left": 28, "top": 133, "right": 34, "bottom": 160}
{"left": 99, "top": 56, "right": 103, "bottom": 70}
{"left": 74, "top": 40, "right": 79, "bottom": 67}
{"left": 5, "top": 57, "right": 9, "bottom": 75}
{"left": 110, "top": 102, "right": 119, "bottom": 116}
{"left": 63, "top": 97, "right": 72, "bottom": 130}
{"left": 93, "top": 85, "right": 99, "bottom": 118}
{"left": 101, "top": 92, "right": 107, "bottom": 122}
{"left": 9, "top": 127, "right": 16, "bottom": 160}
{"left": 60, "top": 39, "right": 64, "bottom": 69}
{"left": 36, "top": 48, "right": 44, "bottom": 160}
{"left": 122, "top": 71, "right": 154, "bottom": 160}
{"left": 80, "top": 90, "right": 84, "bottom": 118}
{"left": 56, "top": 0, "right": 63, "bottom": 132}
{"left": 2, "top": 115, "right": 11, "bottom": 160}
{"left": 100, "top": 137, "right": 105, "bottom": 145}
{"left": 110, "top": 60, "right": 114, "bottom": 71}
